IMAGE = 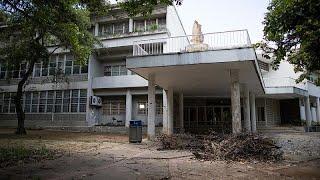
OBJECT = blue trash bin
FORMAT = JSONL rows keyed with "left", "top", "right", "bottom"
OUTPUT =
{"left": 129, "top": 120, "right": 142, "bottom": 143}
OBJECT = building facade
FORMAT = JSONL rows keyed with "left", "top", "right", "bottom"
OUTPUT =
{"left": 0, "top": 5, "right": 319, "bottom": 134}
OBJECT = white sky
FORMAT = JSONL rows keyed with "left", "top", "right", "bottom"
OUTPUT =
{"left": 175, "top": 0, "right": 270, "bottom": 43}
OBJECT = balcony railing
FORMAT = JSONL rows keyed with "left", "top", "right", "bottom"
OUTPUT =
{"left": 133, "top": 30, "right": 252, "bottom": 56}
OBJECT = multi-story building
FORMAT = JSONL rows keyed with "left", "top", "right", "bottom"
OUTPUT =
{"left": 0, "top": 4, "right": 319, "bottom": 135}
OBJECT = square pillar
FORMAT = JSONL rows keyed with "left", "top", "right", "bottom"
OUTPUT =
{"left": 304, "top": 95, "right": 312, "bottom": 127}
{"left": 179, "top": 93, "right": 184, "bottom": 133}
{"left": 167, "top": 88, "right": 174, "bottom": 135}
{"left": 147, "top": 74, "right": 156, "bottom": 139}
{"left": 243, "top": 85, "right": 251, "bottom": 133}
{"left": 125, "top": 89, "right": 132, "bottom": 128}
{"left": 316, "top": 97, "right": 320, "bottom": 123}
{"left": 230, "top": 69, "right": 242, "bottom": 134}
{"left": 129, "top": 18, "right": 133, "bottom": 33}
{"left": 94, "top": 23, "right": 99, "bottom": 36}
{"left": 250, "top": 92, "right": 257, "bottom": 133}
{"left": 162, "top": 89, "right": 168, "bottom": 134}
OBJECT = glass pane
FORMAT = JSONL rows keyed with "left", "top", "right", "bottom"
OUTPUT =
{"left": 73, "top": 66, "right": 80, "bottom": 74}
{"left": 81, "top": 66, "right": 88, "bottom": 73}
{"left": 71, "top": 104, "right": 78, "bottom": 112}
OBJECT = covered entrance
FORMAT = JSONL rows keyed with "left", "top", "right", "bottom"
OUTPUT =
{"left": 126, "top": 30, "right": 265, "bottom": 139}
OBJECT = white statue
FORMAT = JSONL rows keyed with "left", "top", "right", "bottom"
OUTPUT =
{"left": 191, "top": 20, "right": 204, "bottom": 44}
{"left": 186, "top": 20, "right": 208, "bottom": 52}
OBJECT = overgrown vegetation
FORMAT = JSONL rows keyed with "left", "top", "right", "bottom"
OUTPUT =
{"left": 0, "top": 145, "right": 59, "bottom": 168}
{"left": 157, "top": 132, "right": 283, "bottom": 162}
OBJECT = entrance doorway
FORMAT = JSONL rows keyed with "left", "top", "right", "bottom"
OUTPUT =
{"left": 184, "top": 105, "right": 232, "bottom": 134}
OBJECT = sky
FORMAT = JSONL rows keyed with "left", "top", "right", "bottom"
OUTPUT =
{"left": 175, "top": 0, "right": 270, "bottom": 43}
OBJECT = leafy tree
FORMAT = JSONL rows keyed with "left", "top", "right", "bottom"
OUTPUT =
{"left": 259, "top": 0, "right": 320, "bottom": 84}
{"left": 0, "top": 0, "right": 181, "bottom": 135}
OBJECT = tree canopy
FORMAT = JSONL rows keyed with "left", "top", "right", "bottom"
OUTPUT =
{"left": 0, "top": 0, "right": 181, "bottom": 134}
{"left": 260, "top": 0, "right": 320, "bottom": 84}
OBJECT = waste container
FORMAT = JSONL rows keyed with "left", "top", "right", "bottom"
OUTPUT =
{"left": 129, "top": 120, "right": 142, "bottom": 143}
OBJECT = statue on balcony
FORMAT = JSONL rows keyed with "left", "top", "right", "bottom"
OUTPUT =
{"left": 187, "top": 20, "right": 209, "bottom": 52}
{"left": 191, "top": 20, "right": 204, "bottom": 44}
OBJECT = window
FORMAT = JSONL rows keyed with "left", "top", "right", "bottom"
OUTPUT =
{"left": 0, "top": 64, "right": 7, "bottom": 79}
{"left": 100, "top": 22, "right": 129, "bottom": 36}
{"left": 100, "top": 23, "right": 113, "bottom": 36}
{"left": 104, "top": 65, "right": 127, "bottom": 76}
{"left": 146, "top": 19, "right": 156, "bottom": 31}
{"left": 49, "top": 56, "right": 57, "bottom": 76}
{"left": 55, "top": 91, "right": 62, "bottom": 113}
{"left": 138, "top": 101, "right": 147, "bottom": 115}
{"left": 79, "top": 90, "right": 87, "bottom": 112}
{"left": 158, "top": 17, "right": 166, "bottom": 30}
{"left": 71, "top": 90, "right": 79, "bottom": 112}
{"left": 103, "top": 99, "right": 125, "bottom": 115}
{"left": 137, "top": 100, "right": 162, "bottom": 115}
{"left": 47, "top": 91, "right": 54, "bottom": 112}
{"left": 24, "top": 92, "right": 31, "bottom": 113}
{"left": 73, "top": 61, "right": 80, "bottom": 75}
{"left": 134, "top": 20, "right": 145, "bottom": 32}
{"left": 104, "top": 66, "right": 111, "bottom": 76}
{"left": 0, "top": 90, "right": 87, "bottom": 114}
{"left": 31, "top": 92, "right": 39, "bottom": 113}
{"left": 63, "top": 90, "right": 70, "bottom": 112}
{"left": 57, "top": 55, "right": 64, "bottom": 74}
{"left": 65, "top": 54, "right": 73, "bottom": 75}
{"left": 0, "top": 93, "right": 3, "bottom": 113}
{"left": 39, "top": 91, "right": 47, "bottom": 113}
{"left": 156, "top": 100, "right": 163, "bottom": 115}
{"left": 134, "top": 18, "right": 166, "bottom": 32}
{"left": 34, "top": 63, "right": 41, "bottom": 77}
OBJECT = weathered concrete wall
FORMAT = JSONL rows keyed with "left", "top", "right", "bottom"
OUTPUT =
{"left": 0, "top": 114, "right": 87, "bottom": 128}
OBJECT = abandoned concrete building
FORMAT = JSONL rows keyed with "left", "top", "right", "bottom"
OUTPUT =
{"left": 0, "top": 5, "right": 319, "bottom": 137}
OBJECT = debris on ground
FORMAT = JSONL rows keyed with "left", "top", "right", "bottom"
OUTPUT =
{"left": 0, "top": 145, "right": 61, "bottom": 168}
{"left": 156, "top": 132, "right": 283, "bottom": 162}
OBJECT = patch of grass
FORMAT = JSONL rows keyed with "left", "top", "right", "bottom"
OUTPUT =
{"left": 0, "top": 145, "right": 59, "bottom": 168}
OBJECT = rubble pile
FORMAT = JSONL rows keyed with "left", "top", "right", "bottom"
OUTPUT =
{"left": 156, "top": 132, "right": 283, "bottom": 162}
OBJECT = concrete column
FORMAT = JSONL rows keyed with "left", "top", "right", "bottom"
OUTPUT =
{"left": 230, "top": 69, "right": 242, "bottom": 134}
{"left": 243, "top": 86, "right": 251, "bottom": 133}
{"left": 167, "top": 88, "right": 174, "bottom": 135}
{"left": 125, "top": 89, "right": 132, "bottom": 128}
{"left": 162, "top": 89, "right": 168, "bottom": 134}
{"left": 147, "top": 74, "right": 156, "bottom": 139}
{"left": 179, "top": 92, "right": 184, "bottom": 132}
{"left": 304, "top": 95, "right": 312, "bottom": 127}
{"left": 250, "top": 92, "right": 257, "bottom": 133}
{"left": 129, "top": 18, "right": 134, "bottom": 33}
{"left": 316, "top": 97, "right": 320, "bottom": 123}
{"left": 94, "top": 23, "right": 99, "bottom": 36}
{"left": 299, "top": 98, "right": 305, "bottom": 120}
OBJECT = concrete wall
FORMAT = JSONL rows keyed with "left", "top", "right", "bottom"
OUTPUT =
{"left": 265, "top": 98, "right": 281, "bottom": 126}
{"left": 166, "top": 6, "right": 187, "bottom": 37}
{"left": 0, "top": 114, "right": 86, "bottom": 128}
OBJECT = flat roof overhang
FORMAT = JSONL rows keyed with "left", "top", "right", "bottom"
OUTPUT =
{"left": 263, "top": 87, "right": 308, "bottom": 99}
{"left": 126, "top": 48, "right": 265, "bottom": 97}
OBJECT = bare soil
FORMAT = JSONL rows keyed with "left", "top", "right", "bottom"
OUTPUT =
{"left": 0, "top": 128, "right": 319, "bottom": 180}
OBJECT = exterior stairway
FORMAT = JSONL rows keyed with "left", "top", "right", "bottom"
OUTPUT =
{"left": 258, "top": 126, "right": 305, "bottom": 134}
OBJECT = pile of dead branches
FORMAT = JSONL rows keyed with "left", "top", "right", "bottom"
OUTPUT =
{"left": 156, "top": 132, "right": 283, "bottom": 162}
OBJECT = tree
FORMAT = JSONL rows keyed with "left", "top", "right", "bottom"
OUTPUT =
{"left": 259, "top": 0, "right": 320, "bottom": 84}
{"left": 0, "top": 0, "right": 181, "bottom": 135}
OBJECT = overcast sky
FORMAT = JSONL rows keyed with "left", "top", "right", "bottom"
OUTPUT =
{"left": 175, "top": 0, "right": 270, "bottom": 43}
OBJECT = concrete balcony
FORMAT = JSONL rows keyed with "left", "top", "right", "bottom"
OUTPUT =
{"left": 92, "top": 75, "right": 148, "bottom": 89}
{"left": 263, "top": 77, "right": 308, "bottom": 96}
{"left": 306, "top": 81, "right": 320, "bottom": 97}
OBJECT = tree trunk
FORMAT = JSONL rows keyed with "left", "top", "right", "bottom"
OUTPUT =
{"left": 15, "top": 60, "right": 36, "bottom": 135}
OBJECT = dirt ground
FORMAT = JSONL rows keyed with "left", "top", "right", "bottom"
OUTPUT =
{"left": 0, "top": 129, "right": 320, "bottom": 180}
